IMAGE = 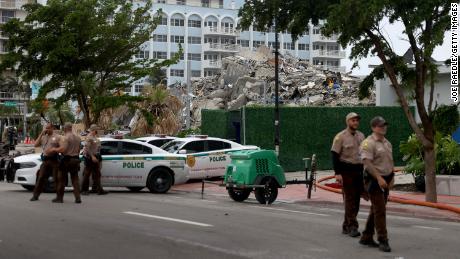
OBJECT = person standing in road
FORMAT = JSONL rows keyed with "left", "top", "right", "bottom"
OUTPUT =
{"left": 81, "top": 124, "right": 107, "bottom": 195}
{"left": 359, "top": 116, "right": 394, "bottom": 252}
{"left": 30, "top": 123, "right": 61, "bottom": 201}
{"left": 331, "top": 112, "right": 365, "bottom": 238}
{"left": 49, "top": 123, "right": 82, "bottom": 203}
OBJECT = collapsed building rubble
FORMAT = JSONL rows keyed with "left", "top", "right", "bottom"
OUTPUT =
{"left": 189, "top": 47, "right": 375, "bottom": 127}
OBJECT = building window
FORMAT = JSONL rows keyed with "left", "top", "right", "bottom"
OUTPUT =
{"left": 188, "top": 36, "right": 201, "bottom": 44}
{"left": 204, "top": 37, "right": 218, "bottom": 44}
{"left": 237, "top": 40, "right": 249, "bottom": 47}
{"left": 135, "top": 50, "right": 149, "bottom": 59}
{"left": 191, "top": 70, "right": 201, "bottom": 77}
{"left": 313, "top": 28, "right": 321, "bottom": 34}
{"left": 124, "top": 86, "right": 132, "bottom": 93}
{"left": 298, "top": 43, "right": 309, "bottom": 50}
{"left": 188, "top": 53, "right": 201, "bottom": 61}
{"left": 253, "top": 41, "right": 264, "bottom": 48}
{"left": 283, "top": 42, "right": 294, "bottom": 50}
{"left": 176, "top": 0, "right": 186, "bottom": 5}
{"left": 201, "top": 0, "right": 209, "bottom": 7}
{"left": 204, "top": 70, "right": 217, "bottom": 77}
{"left": 170, "top": 35, "right": 184, "bottom": 43}
{"left": 152, "top": 51, "right": 167, "bottom": 59}
{"left": 1, "top": 10, "right": 15, "bottom": 23}
{"left": 159, "top": 16, "right": 168, "bottom": 25}
{"left": 157, "top": 0, "right": 166, "bottom": 3}
{"left": 134, "top": 85, "right": 144, "bottom": 93}
{"left": 153, "top": 34, "right": 167, "bottom": 42}
{"left": 170, "top": 52, "right": 184, "bottom": 60}
{"left": 303, "top": 29, "right": 309, "bottom": 35}
{"left": 268, "top": 41, "right": 279, "bottom": 49}
{"left": 170, "top": 69, "right": 184, "bottom": 77}
{"left": 188, "top": 20, "right": 201, "bottom": 28}
{"left": 219, "top": 0, "right": 223, "bottom": 8}
{"left": 204, "top": 21, "right": 218, "bottom": 28}
{"left": 170, "top": 18, "right": 184, "bottom": 27}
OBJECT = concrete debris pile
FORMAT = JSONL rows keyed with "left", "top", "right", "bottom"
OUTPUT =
{"left": 190, "top": 47, "right": 375, "bottom": 126}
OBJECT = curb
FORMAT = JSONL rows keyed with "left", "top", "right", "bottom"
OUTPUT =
{"left": 316, "top": 175, "right": 460, "bottom": 215}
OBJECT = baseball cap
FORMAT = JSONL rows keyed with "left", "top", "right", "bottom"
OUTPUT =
{"left": 89, "top": 124, "right": 99, "bottom": 131}
{"left": 370, "top": 116, "right": 388, "bottom": 127}
{"left": 346, "top": 112, "right": 361, "bottom": 122}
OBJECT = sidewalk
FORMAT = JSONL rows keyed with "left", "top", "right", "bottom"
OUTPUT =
{"left": 173, "top": 171, "right": 460, "bottom": 222}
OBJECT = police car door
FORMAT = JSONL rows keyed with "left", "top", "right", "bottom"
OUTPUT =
{"left": 205, "top": 140, "right": 232, "bottom": 177}
{"left": 99, "top": 141, "right": 121, "bottom": 186}
{"left": 180, "top": 141, "right": 207, "bottom": 179}
{"left": 118, "top": 141, "right": 151, "bottom": 186}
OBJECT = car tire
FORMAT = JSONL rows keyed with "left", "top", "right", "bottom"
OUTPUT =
{"left": 127, "top": 187, "right": 144, "bottom": 192}
{"left": 21, "top": 185, "right": 35, "bottom": 191}
{"left": 254, "top": 178, "right": 278, "bottom": 204}
{"left": 227, "top": 188, "right": 251, "bottom": 202}
{"left": 147, "top": 168, "right": 173, "bottom": 194}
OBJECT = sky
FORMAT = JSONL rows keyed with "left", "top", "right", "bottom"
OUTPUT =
{"left": 232, "top": 0, "right": 452, "bottom": 76}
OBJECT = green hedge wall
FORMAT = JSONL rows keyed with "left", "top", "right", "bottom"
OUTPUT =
{"left": 201, "top": 109, "right": 230, "bottom": 139}
{"left": 202, "top": 106, "right": 414, "bottom": 171}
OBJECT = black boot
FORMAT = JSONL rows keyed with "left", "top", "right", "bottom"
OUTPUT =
{"left": 30, "top": 196, "right": 38, "bottom": 201}
{"left": 359, "top": 239, "right": 379, "bottom": 247}
{"left": 349, "top": 228, "right": 361, "bottom": 237}
{"left": 52, "top": 198, "right": 63, "bottom": 203}
{"left": 379, "top": 241, "right": 391, "bottom": 252}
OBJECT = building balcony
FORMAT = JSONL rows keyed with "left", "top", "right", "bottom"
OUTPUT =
{"left": 315, "top": 65, "right": 347, "bottom": 73}
{"left": 311, "top": 34, "right": 339, "bottom": 43}
{"left": 202, "top": 59, "right": 222, "bottom": 69}
{"left": 203, "top": 26, "right": 238, "bottom": 37}
{"left": 312, "top": 49, "right": 346, "bottom": 59}
{"left": 0, "top": 0, "right": 33, "bottom": 10}
{"left": 0, "top": 92, "right": 29, "bottom": 101}
{"left": 203, "top": 43, "right": 239, "bottom": 53}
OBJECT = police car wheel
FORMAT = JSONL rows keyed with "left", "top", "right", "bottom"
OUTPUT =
{"left": 254, "top": 178, "right": 278, "bottom": 204}
{"left": 127, "top": 187, "right": 144, "bottom": 192}
{"left": 227, "top": 188, "right": 251, "bottom": 202}
{"left": 147, "top": 169, "right": 173, "bottom": 194}
{"left": 21, "top": 185, "right": 35, "bottom": 191}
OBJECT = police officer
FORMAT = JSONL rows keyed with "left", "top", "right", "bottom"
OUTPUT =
{"left": 359, "top": 116, "right": 394, "bottom": 252}
{"left": 30, "top": 123, "right": 61, "bottom": 201}
{"left": 331, "top": 112, "right": 365, "bottom": 237}
{"left": 81, "top": 124, "right": 107, "bottom": 195}
{"left": 49, "top": 123, "right": 82, "bottom": 203}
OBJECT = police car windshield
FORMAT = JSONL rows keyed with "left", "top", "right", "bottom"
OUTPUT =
{"left": 161, "top": 140, "right": 185, "bottom": 153}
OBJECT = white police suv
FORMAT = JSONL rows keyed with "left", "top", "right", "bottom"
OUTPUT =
{"left": 161, "top": 136, "right": 259, "bottom": 179}
{"left": 135, "top": 134, "right": 177, "bottom": 148}
{"left": 12, "top": 138, "right": 188, "bottom": 193}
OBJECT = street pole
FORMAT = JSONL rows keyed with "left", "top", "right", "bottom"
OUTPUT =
{"left": 274, "top": 22, "right": 280, "bottom": 156}
{"left": 185, "top": 60, "right": 191, "bottom": 129}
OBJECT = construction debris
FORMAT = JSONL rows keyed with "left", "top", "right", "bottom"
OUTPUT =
{"left": 189, "top": 47, "right": 374, "bottom": 127}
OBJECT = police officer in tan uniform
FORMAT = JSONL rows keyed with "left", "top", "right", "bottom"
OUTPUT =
{"left": 81, "top": 124, "right": 107, "bottom": 195}
{"left": 359, "top": 116, "right": 394, "bottom": 252}
{"left": 30, "top": 123, "right": 61, "bottom": 201}
{"left": 49, "top": 123, "right": 82, "bottom": 203}
{"left": 331, "top": 112, "right": 365, "bottom": 237}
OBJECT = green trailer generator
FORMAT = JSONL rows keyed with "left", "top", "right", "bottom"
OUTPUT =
{"left": 216, "top": 149, "right": 316, "bottom": 204}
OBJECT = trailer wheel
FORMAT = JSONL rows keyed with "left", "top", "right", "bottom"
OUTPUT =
{"left": 227, "top": 188, "right": 251, "bottom": 202}
{"left": 254, "top": 178, "right": 278, "bottom": 204}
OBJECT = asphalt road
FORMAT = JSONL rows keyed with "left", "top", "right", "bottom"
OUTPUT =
{"left": 1, "top": 182, "right": 459, "bottom": 259}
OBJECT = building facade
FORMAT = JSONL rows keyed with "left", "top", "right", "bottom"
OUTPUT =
{"left": 130, "top": 0, "right": 345, "bottom": 95}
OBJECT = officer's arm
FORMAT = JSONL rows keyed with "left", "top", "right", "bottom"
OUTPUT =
{"left": 34, "top": 131, "right": 45, "bottom": 148}
{"left": 362, "top": 159, "right": 383, "bottom": 181}
{"left": 53, "top": 137, "right": 67, "bottom": 154}
{"left": 331, "top": 151, "right": 342, "bottom": 175}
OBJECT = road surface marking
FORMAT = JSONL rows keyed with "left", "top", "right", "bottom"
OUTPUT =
{"left": 250, "top": 206, "right": 330, "bottom": 217}
{"left": 123, "top": 211, "right": 213, "bottom": 227}
{"left": 412, "top": 225, "right": 441, "bottom": 230}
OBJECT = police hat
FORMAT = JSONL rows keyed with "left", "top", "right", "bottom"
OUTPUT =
{"left": 370, "top": 116, "right": 388, "bottom": 127}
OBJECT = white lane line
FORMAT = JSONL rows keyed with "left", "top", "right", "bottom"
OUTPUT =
{"left": 412, "top": 225, "right": 441, "bottom": 230}
{"left": 250, "top": 206, "right": 330, "bottom": 217}
{"left": 123, "top": 211, "right": 213, "bottom": 227}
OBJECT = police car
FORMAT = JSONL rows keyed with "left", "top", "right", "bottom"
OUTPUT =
{"left": 12, "top": 138, "right": 188, "bottom": 193}
{"left": 160, "top": 135, "right": 259, "bottom": 179}
{"left": 135, "top": 134, "right": 177, "bottom": 148}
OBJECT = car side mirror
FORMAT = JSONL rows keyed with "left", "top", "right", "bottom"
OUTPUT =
{"left": 178, "top": 149, "right": 187, "bottom": 155}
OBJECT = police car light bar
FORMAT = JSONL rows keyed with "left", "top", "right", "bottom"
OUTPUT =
{"left": 186, "top": 135, "right": 208, "bottom": 139}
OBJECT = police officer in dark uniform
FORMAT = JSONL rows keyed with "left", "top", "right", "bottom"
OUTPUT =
{"left": 359, "top": 116, "right": 394, "bottom": 252}
{"left": 81, "top": 124, "right": 107, "bottom": 195}
{"left": 331, "top": 112, "right": 365, "bottom": 237}
{"left": 49, "top": 123, "right": 82, "bottom": 203}
{"left": 30, "top": 123, "right": 61, "bottom": 201}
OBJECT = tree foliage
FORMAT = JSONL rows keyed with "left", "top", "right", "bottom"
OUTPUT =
{"left": 1, "top": 0, "right": 179, "bottom": 128}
